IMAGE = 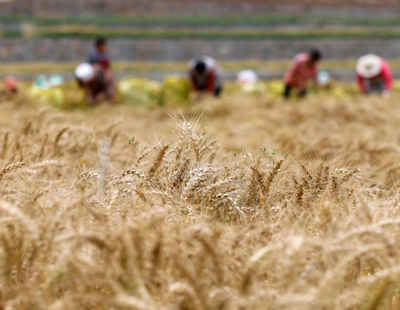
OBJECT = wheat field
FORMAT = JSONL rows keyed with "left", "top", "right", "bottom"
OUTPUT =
{"left": 1, "top": 93, "right": 400, "bottom": 310}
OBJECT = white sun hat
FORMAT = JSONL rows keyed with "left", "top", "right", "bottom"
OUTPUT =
{"left": 356, "top": 54, "right": 382, "bottom": 79}
{"left": 237, "top": 70, "right": 258, "bottom": 84}
{"left": 75, "top": 63, "right": 94, "bottom": 82}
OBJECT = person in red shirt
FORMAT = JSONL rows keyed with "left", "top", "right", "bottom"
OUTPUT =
{"left": 356, "top": 54, "right": 393, "bottom": 97}
{"left": 283, "top": 49, "right": 322, "bottom": 99}
{"left": 189, "top": 56, "right": 222, "bottom": 98}
{"left": 1, "top": 76, "right": 19, "bottom": 101}
{"left": 4, "top": 76, "right": 18, "bottom": 94}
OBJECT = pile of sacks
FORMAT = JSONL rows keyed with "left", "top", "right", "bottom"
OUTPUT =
{"left": 27, "top": 75, "right": 191, "bottom": 109}
{"left": 118, "top": 76, "right": 190, "bottom": 107}
{"left": 27, "top": 75, "right": 87, "bottom": 109}
{"left": 24, "top": 71, "right": 361, "bottom": 109}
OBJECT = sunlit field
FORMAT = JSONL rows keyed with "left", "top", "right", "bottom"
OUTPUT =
{"left": 1, "top": 90, "right": 400, "bottom": 310}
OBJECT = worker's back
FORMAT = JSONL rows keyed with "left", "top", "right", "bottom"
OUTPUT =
{"left": 189, "top": 56, "right": 222, "bottom": 89}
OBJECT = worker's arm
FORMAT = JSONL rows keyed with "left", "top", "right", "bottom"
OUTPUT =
{"left": 206, "top": 71, "right": 216, "bottom": 93}
{"left": 312, "top": 67, "right": 320, "bottom": 87}
{"left": 381, "top": 64, "right": 393, "bottom": 92}
{"left": 190, "top": 76, "right": 198, "bottom": 91}
{"left": 286, "top": 60, "right": 305, "bottom": 89}
{"left": 81, "top": 82, "right": 95, "bottom": 106}
{"left": 189, "top": 73, "right": 203, "bottom": 103}
{"left": 285, "top": 63, "right": 297, "bottom": 86}
{"left": 356, "top": 74, "right": 367, "bottom": 93}
{"left": 189, "top": 69, "right": 198, "bottom": 91}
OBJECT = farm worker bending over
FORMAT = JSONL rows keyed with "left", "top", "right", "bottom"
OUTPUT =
{"left": 3, "top": 76, "right": 18, "bottom": 96}
{"left": 87, "top": 38, "right": 111, "bottom": 70}
{"left": 356, "top": 54, "right": 393, "bottom": 97}
{"left": 75, "top": 63, "right": 115, "bottom": 106}
{"left": 189, "top": 56, "right": 223, "bottom": 98}
{"left": 283, "top": 49, "right": 322, "bottom": 99}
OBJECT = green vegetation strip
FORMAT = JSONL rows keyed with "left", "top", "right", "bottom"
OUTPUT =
{"left": 16, "top": 28, "right": 400, "bottom": 40}
{"left": 3, "top": 15, "right": 400, "bottom": 27}
{"left": 1, "top": 29, "right": 23, "bottom": 38}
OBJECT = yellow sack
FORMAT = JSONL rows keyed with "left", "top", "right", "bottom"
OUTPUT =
{"left": 162, "top": 76, "right": 190, "bottom": 105}
{"left": 118, "top": 78, "right": 163, "bottom": 107}
{"left": 267, "top": 80, "right": 285, "bottom": 98}
{"left": 28, "top": 86, "right": 65, "bottom": 109}
{"left": 240, "top": 82, "right": 267, "bottom": 95}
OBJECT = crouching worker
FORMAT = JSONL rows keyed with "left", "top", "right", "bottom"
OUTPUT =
{"left": 75, "top": 63, "right": 115, "bottom": 106}
{"left": 356, "top": 54, "right": 393, "bottom": 97}
{"left": 283, "top": 49, "right": 322, "bottom": 99}
{"left": 189, "top": 56, "right": 222, "bottom": 99}
{"left": 2, "top": 76, "right": 19, "bottom": 99}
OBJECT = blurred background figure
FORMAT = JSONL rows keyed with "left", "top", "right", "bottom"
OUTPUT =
{"left": 87, "top": 38, "right": 111, "bottom": 70}
{"left": 356, "top": 54, "right": 393, "bottom": 97}
{"left": 317, "top": 71, "right": 331, "bottom": 87}
{"left": 34, "top": 74, "right": 64, "bottom": 89}
{"left": 283, "top": 49, "right": 322, "bottom": 99}
{"left": 236, "top": 70, "right": 266, "bottom": 95}
{"left": 189, "top": 56, "right": 223, "bottom": 99}
{"left": 86, "top": 37, "right": 115, "bottom": 105}
{"left": 237, "top": 70, "right": 258, "bottom": 85}
{"left": 3, "top": 76, "right": 19, "bottom": 98}
{"left": 75, "top": 63, "right": 115, "bottom": 106}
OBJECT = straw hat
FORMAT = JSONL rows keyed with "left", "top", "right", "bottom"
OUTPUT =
{"left": 75, "top": 63, "right": 94, "bottom": 82}
{"left": 356, "top": 54, "right": 382, "bottom": 79}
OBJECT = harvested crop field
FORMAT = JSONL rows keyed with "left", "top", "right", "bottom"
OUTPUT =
{"left": 1, "top": 93, "right": 400, "bottom": 309}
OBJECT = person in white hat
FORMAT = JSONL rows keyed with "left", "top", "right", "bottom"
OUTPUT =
{"left": 356, "top": 54, "right": 393, "bottom": 97}
{"left": 75, "top": 63, "right": 115, "bottom": 106}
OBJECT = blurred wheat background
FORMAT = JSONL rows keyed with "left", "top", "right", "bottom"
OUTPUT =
{"left": 0, "top": 92, "right": 400, "bottom": 310}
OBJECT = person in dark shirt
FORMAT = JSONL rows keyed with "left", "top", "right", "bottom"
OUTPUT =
{"left": 84, "top": 38, "right": 115, "bottom": 104}
{"left": 87, "top": 38, "right": 111, "bottom": 70}
{"left": 188, "top": 56, "right": 223, "bottom": 98}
